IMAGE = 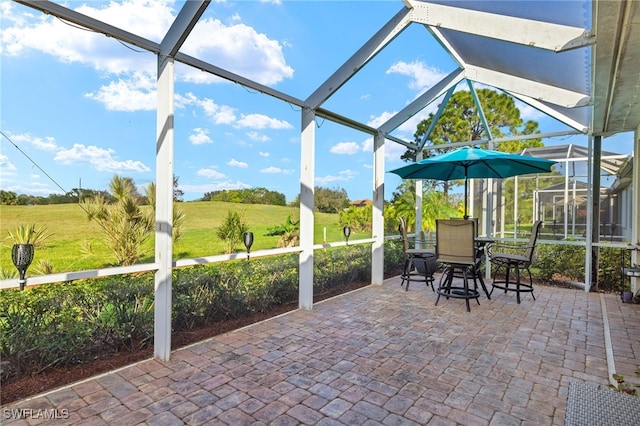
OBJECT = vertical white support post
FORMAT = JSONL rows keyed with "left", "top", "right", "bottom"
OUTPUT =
{"left": 586, "top": 136, "right": 602, "bottom": 291}
{"left": 585, "top": 135, "right": 594, "bottom": 292}
{"left": 632, "top": 128, "right": 640, "bottom": 293}
{"left": 533, "top": 176, "right": 539, "bottom": 223}
{"left": 499, "top": 181, "right": 505, "bottom": 239}
{"left": 564, "top": 159, "right": 570, "bottom": 239}
{"left": 572, "top": 180, "right": 577, "bottom": 237}
{"left": 415, "top": 151, "right": 423, "bottom": 242}
{"left": 299, "top": 107, "right": 315, "bottom": 310}
{"left": 485, "top": 142, "right": 495, "bottom": 282}
{"left": 513, "top": 176, "right": 519, "bottom": 239}
{"left": 469, "top": 179, "right": 474, "bottom": 220}
{"left": 154, "top": 54, "right": 174, "bottom": 361}
{"left": 372, "top": 132, "right": 385, "bottom": 285}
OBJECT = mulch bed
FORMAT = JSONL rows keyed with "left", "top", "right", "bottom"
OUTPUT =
{"left": 1, "top": 278, "right": 602, "bottom": 405}
{"left": 0, "top": 282, "right": 369, "bottom": 406}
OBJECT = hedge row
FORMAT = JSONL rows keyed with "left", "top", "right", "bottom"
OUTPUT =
{"left": 0, "top": 239, "right": 623, "bottom": 383}
{"left": 0, "top": 242, "right": 404, "bottom": 382}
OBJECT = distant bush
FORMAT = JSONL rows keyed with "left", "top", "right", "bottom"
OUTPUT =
{"left": 533, "top": 242, "right": 622, "bottom": 291}
{"left": 339, "top": 205, "right": 372, "bottom": 232}
{"left": 216, "top": 210, "right": 249, "bottom": 253}
{"left": 203, "top": 188, "right": 286, "bottom": 205}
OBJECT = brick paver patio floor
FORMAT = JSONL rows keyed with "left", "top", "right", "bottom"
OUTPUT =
{"left": 2, "top": 275, "right": 639, "bottom": 425}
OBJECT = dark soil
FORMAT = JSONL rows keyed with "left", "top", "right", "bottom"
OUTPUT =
{"left": 0, "top": 278, "right": 595, "bottom": 406}
{"left": 0, "top": 282, "right": 369, "bottom": 406}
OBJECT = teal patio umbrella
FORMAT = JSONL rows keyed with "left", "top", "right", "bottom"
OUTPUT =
{"left": 388, "top": 147, "right": 556, "bottom": 218}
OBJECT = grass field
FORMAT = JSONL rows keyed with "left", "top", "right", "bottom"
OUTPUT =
{"left": 0, "top": 201, "right": 351, "bottom": 274}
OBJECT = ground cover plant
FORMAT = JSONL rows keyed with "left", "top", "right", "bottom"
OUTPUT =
{"left": 0, "top": 241, "right": 405, "bottom": 404}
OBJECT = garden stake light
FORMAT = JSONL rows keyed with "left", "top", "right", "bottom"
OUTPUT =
{"left": 343, "top": 226, "right": 351, "bottom": 245}
{"left": 12, "top": 243, "right": 34, "bottom": 291}
{"left": 244, "top": 231, "right": 254, "bottom": 260}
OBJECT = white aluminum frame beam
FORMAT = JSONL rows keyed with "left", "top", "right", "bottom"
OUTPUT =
{"left": 417, "top": 87, "right": 454, "bottom": 151}
{"left": 306, "top": 7, "right": 412, "bottom": 109}
{"left": 299, "top": 107, "right": 316, "bottom": 310}
{"left": 154, "top": 57, "right": 174, "bottom": 362}
{"left": 406, "top": 0, "right": 594, "bottom": 52}
{"left": 14, "top": 0, "right": 161, "bottom": 53}
{"left": 468, "top": 80, "right": 493, "bottom": 141}
{"left": 507, "top": 92, "right": 589, "bottom": 133}
{"left": 378, "top": 68, "right": 464, "bottom": 135}
{"left": 161, "top": 0, "right": 210, "bottom": 56}
{"left": 175, "top": 52, "right": 306, "bottom": 109}
{"left": 154, "top": 0, "right": 210, "bottom": 361}
{"left": 464, "top": 65, "right": 590, "bottom": 108}
{"left": 371, "top": 132, "right": 386, "bottom": 285}
{"left": 14, "top": 1, "right": 308, "bottom": 111}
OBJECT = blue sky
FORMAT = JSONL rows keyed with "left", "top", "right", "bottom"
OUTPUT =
{"left": 0, "top": 0, "right": 634, "bottom": 203}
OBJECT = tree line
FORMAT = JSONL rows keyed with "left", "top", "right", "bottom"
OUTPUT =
{"left": 2, "top": 185, "right": 354, "bottom": 212}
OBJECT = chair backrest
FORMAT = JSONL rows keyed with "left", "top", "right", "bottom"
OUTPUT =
{"left": 450, "top": 217, "right": 479, "bottom": 237}
{"left": 436, "top": 219, "right": 476, "bottom": 265}
{"left": 525, "top": 221, "right": 543, "bottom": 261}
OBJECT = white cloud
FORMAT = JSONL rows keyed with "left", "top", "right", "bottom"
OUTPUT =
{"left": 366, "top": 107, "right": 433, "bottom": 146}
{"left": 84, "top": 72, "right": 157, "bottom": 111}
{"left": 515, "top": 99, "right": 547, "bottom": 121}
{"left": 387, "top": 60, "right": 447, "bottom": 91}
{"left": 179, "top": 16, "right": 294, "bottom": 85}
{"left": 330, "top": 141, "right": 360, "bottom": 155}
{"left": 236, "top": 113, "right": 293, "bottom": 130}
{"left": 360, "top": 137, "right": 407, "bottom": 162}
{"left": 261, "top": 166, "right": 294, "bottom": 174}
{"left": 259, "top": 151, "right": 270, "bottom": 157}
{"left": 0, "top": 154, "right": 17, "bottom": 174}
{"left": 367, "top": 111, "right": 395, "bottom": 129}
{"left": 316, "top": 169, "right": 357, "bottom": 184}
{"left": 8, "top": 133, "right": 59, "bottom": 151}
{"left": 197, "top": 168, "right": 226, "bottom": 179}
{"left": 228, "top": 158, "right": 248, "bottom": 168}
{"left": 181, "top": 180, "right": 251, "bottom": 194}
{"left": 189, "top": 128, "right": 213, "bottom": 145}
{"left": 54, "top": 144, "right": 150, "bottom": 173}
{"left": 1, "top": 0, "right": 165, "bottom": 74}
{"left": 246, "top": 131, "right": 270, "bottom": 142}
{"left": 1, "top": 0, "right": 293, "bottom": 111}
{"left": 0, "top": 181, "right": 55, "bottom": 196}
{"left": 179, "top": 93, "right": 237, "bottom": 124}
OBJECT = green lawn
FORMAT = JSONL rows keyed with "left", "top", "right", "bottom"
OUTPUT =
{"left": 0, "top": 201, "right": 354, "bottom": 274}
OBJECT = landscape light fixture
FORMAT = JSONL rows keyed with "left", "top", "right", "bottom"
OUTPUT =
{"left": 343, "top": 226, "right": 351, "bottom": 244}
{"left": 12, "top": 244, "right": 34, "bottom": 291}
{"left": 243, "top": 231, "right": 254, "bottom": 260}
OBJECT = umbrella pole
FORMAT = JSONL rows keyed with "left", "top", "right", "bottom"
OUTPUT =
{"left": 464, "top": 178, "right": 469, "bottom": 220}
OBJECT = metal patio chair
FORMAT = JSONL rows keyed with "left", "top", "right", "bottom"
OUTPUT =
{"left": 399, "top": 217, "right": 437, "bottom": 291}
{"left": 487, "top": 221, "right": 543, "bottom": 304}
{"left": 435, "top": 219, "right": 483, "bottom": 312}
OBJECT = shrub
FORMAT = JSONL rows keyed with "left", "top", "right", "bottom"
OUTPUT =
{"left": 216, "top": 210, "right": 249, "bottom": 253}
{"left": 532, "top": 241, "right": 623, "bottom": 291}
{"left": 4, "top": 224, "right": 51, "bottom": 247}
{"left": 0, "top": 241, "right": 404, "bottom": 384}
{"left": 339, "top": 205, "right": 372, "bottom": 232}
